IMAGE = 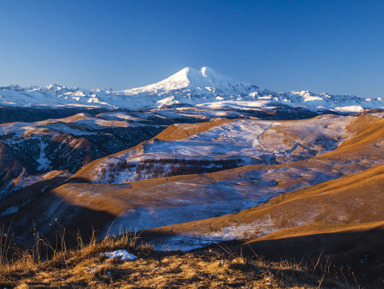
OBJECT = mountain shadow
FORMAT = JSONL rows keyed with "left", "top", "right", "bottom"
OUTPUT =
{"left": 234, "top": 224, "right": 384, "bottom": 288}
{"left": 1, "top": 183, "right": 116, "bottom": 249}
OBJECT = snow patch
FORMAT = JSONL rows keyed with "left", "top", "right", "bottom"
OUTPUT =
{"left": 0, "top": 206, "right": 19, "bottom": 217}
{"left": 101, "top": 250, "right": 137, "bottom": 260}
{"left": 333, "top": 105, "right": 364, "bottom": 112}
{"left": 36, "top": 142, "right": 51, "bottom": 171}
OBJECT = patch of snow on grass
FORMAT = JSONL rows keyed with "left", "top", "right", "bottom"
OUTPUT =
{"left": 0, "top": 206, "right": 19, "bottom": 217}
{"left": 101, "top": 250, "right": 137, "bottom": 260}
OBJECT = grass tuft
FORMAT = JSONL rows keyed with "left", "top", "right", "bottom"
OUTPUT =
{"left": 0, "top": 225, "right": 356, "bottom": 288}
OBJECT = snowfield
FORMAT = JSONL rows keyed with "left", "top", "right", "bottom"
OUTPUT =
{"left": 1, "top": 67, "right": 383, "bottom": 113}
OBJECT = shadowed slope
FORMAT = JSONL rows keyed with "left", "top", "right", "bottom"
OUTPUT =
{"left": 240, "top": 222, "right": 384, "bottom": 287}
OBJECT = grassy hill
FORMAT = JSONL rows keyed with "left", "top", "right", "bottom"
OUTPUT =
{"left": 0, "top": 231, "right": 354, "bottom": 288}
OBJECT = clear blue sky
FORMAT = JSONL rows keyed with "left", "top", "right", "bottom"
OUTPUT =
{"left": 0, "top": 0, "right": 383, "bottom": 97}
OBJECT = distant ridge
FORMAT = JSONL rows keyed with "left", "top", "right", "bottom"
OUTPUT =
{"left": 0, "top": 67, "right": 382, "bottom": 112}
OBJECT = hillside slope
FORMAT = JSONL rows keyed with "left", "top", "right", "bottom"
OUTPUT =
{"left": 5, "top": 113, "right": 384, "bottom": 250}
{"left": 140, "top": 162, "right": 384, "bottom": 286}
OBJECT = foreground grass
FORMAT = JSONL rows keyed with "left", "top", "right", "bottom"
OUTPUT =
{"left": 0, "top": 232, "right": 355, "bottom": 289}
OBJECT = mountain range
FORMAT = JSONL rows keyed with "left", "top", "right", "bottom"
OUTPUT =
{"left": 1, "top": 67, "right": 382, "bottom": 112}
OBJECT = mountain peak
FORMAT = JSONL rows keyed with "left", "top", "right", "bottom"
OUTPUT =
{"left": 123, "top": 66, "right": 258, "bottom": 95}
{"left": 46, "top": 83, "right": 62, "bottom": 90}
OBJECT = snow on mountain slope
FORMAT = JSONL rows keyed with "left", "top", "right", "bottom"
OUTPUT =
{"left": 0, "top": 113, "right": 166, "bottom": 198}
{"left": 0, "top": 84, "right": 113, "bottom": 108}
{"left": 123, "top": 67, "right": 258, "bottom": 96}
{"left": 0, "top": 67, "right": 383, "bottom": 112}
{"left": 71, "top": 114, "right": 357, "bottom": 185}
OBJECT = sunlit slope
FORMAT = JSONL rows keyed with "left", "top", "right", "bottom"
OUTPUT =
{"left": 70, "top": 114, "right": 358, "bottom": 184}
{"left": 44, "top": 114, "right": 384, "bottom": 234}
{"left": 321, "top": 113, "right": 384, "bottom": 160}
{"left": 8, "top": 113, "right": 384, "bottom": 245}
{"left": 146, "top": 161, "right": 384, "bottom": 242}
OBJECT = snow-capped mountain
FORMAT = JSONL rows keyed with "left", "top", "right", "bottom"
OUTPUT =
{"left": 0, "top": 67, "right": 382, "bottom": 112}
{"left": 123, "top": 66, "right": 259, "bottom": 96}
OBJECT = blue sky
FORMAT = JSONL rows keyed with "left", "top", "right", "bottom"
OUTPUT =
{"left": 0, "top": 0, "right": 383, "bottom": 97}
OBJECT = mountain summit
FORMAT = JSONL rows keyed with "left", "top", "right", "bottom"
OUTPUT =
{"left": 123, "top": 67, "right": 259, "bottom": 96}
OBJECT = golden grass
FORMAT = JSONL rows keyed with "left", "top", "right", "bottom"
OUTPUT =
{"left": 155, "top": 119, "right": 233, "bottom": 141}
{"left": 0, "top": 229, "right": 353, "bottom": 289}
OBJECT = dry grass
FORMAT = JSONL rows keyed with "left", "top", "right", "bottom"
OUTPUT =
{"left": 0, "top": 229, "right": 353, "bottom": 289}
{"left": 155, "top": 119, "right": 233, "bottom": 141}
